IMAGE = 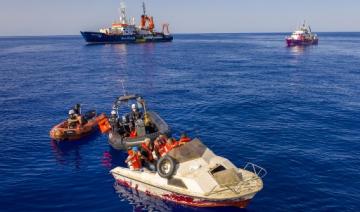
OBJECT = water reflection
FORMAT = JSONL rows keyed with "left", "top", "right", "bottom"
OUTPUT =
{"left": 102, "top": 147, "right": 127, "bottom": 169}
{"left": 114, "top": 183, "right": 173, "bottom": 212}
{"left": 111, "top": 44, "right": 128, "bottom": 56}
{"left": 50, "top": 140, "right": 84, "bottom": 169}
{"left": 50, "top": 132, "right": 100, "bottom": 169}
{"left": 113, "top": 183, "right": 246, "bottom": 212}
{"left": 288, "top": 45, "right": 306, "bottom": 55}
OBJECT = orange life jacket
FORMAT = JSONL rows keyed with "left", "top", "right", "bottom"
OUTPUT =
{"left": 158, "top": 145, "right": 169, "bottom": 157}
{"left": 130, "top": 130, "right": 137, "bottom": 138}
{"left": 172, "top": 141, "right": 180, "bottom": 148}
{"left": 141, "top": 143, "right": 154, "bottom": 161}
{"left": 154, "top": 137, "right": 166, "bottom": 154}
{"left": 98, "top": 117, "right": 111, "bottom": 133}
{"left": 159, "top": 142, "right": 177, "bottom": 157}
{"left": 179, "top": 137, "right": 191, "bottom": 143}
{"left": 164, "top": 143, "right": 173, "bottom": 152}
{"left": 130, "top": 152, "right": 141, "bottom": 170}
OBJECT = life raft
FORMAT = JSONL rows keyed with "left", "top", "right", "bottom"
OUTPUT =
{"left": 50, "top": 111, "right": 107, "bottom": 141}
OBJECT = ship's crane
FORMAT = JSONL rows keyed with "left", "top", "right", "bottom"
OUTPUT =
{"left": 162, "top": 23, "right": 170, "bottom": 35}
{"left": 139, "top": 2, "right": 155, "bottom": 32}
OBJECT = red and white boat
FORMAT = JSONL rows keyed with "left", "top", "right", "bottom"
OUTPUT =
{"left": 286, "top": 22, "right": 318, "bottom": 46}
{"left": 111, "top": 139, "right": 266, "bottom": 208}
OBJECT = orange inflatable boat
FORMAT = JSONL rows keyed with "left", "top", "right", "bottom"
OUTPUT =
{"left": 50, "top": 111, "right": 107, "bottom": 141}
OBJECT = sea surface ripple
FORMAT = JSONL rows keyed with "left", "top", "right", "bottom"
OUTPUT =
{"left": 0, "top": 33, "right": 360, "bottom": 211}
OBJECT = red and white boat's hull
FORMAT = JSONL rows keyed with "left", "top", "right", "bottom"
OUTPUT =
{"left": 286, "top": 37, "right": 319, "bottom": 46}
{"left": 113, "top": 172, "right": 256, "bottom": 208}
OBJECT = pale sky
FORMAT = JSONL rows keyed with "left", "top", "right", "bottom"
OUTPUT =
{"left": 0, "top": 0, "right": 359, "bottom": 36}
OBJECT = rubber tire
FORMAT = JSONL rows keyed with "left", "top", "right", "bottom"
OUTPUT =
{"left": 157, "top": 155, "right": 175, "bottom": 178}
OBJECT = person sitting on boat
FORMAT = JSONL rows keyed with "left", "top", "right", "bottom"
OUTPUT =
{"left": 140, "top": 138, "right": 156, "bottom": 171}
{"left": 67, "top": 109, "right": 82, "bottom": 129}
{"left": 154, "top": 134, "right": 167, "bottom": 158}
{"left": 141, "top": 138, "right": 154, "bottom": 161}
{"left": 125, "top": 147, "right": 142, "bottom": 171}
{"left": 159, "top": 138, "right": 179, "bottom": 157}
{"left": 179, "top": 132, "right": 191, "bottom": 144}
{"left": 154, "top": 134, "right": 167, "bottom": 152}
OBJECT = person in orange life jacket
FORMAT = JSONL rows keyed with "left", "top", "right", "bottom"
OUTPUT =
{"left": 158, "top": 138, "right": 177, "bottom": 157}
{"left": 154, "top": 134, "right": 167, "bottom": 157}
{"left": 140, "top": 138, "right": 154, "bottom": 161}
{"left": 125, "top": 147, "right": 142, "bottom": 171}
{"left": 179, "top": 132, "right": 191, "bottom": 144}
{"left": 140, "top": 138, "right": 156, "bottom": 171}
{"left": 129, "top": 126, "right": 137, "bottom": 138}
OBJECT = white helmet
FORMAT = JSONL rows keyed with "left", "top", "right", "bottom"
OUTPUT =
{"left": 68, "top": 109, "right": 75, "bottom": 115}
{"left": 111, "top": 110, "right": 117, "bottom": 115}
{"left": 131, "top": 104, "right": 137, "bottom": 110}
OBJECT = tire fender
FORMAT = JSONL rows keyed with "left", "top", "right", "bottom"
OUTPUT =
{"left": 157, "top": 155, "right": 176, "bottom": 178}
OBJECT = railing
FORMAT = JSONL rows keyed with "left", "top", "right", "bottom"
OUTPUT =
{"left": 205, "top": 176, "right": 263, "bottom": 196}
{"left": 243, "top": 162, "right": 267, "bottom": 179}
{"left": 204, "top": 164, "right": 267, "bottom": 196}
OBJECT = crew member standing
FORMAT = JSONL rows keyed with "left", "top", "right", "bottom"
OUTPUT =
{"left": 109, "top": 110, "right": 119, "bottom": 133}
{"left": 129, "top": 104, "right": 143, "bottom": 126}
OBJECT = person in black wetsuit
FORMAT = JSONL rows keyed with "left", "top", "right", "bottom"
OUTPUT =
{"left": 109, "top": 110, "right": 119, "bottom": 133}
{"left": 130, "top": 104, "right": 143, "bottom": 121}
{"left": 120, "top": 115, "right": 130, "bottom": 137}
{"left": 129, "top": 104, "right": 143, "bottom": 129}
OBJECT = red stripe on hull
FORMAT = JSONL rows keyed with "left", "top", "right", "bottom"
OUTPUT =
{"left": 115, "top": 179, "right": 252, "bottom": 208}
{"left": 162, "top": 193, "right": 251, "bottom": 208}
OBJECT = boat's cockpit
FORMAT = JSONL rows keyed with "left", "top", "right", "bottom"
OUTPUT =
{"left": 109, "top": 94, "right": 161, "bottom": 140}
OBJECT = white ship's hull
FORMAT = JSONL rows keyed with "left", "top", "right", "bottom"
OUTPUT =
{"left": 111, "top": 171, "right": 257, "bottom": 208}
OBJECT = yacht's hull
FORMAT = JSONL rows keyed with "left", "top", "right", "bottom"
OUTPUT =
{"left": 80, "top": 31, "right": 173, "bottom": 44}
{"left": 286, "top": 38, "right": 318, "bottom": 46}
{"left": 111, "top": 171, "right": 256, "bottom": 208}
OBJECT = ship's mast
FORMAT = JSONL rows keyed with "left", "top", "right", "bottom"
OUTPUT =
{"left": 119, "top": 0, "right": 128, "bottom": 24}
{"left": 142, "top": 2, "right": 146, "bottom": 15}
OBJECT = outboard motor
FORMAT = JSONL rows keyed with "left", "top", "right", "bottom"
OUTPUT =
{"left": 84, "top": 110, "right": 96, "bottom": 121}
{"left": 73, "top": 104, "right": 81, "bottom": 115}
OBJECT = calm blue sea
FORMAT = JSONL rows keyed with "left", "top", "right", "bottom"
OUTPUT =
{"left": 0, "top": 33, "right": 360, "bottom": 211}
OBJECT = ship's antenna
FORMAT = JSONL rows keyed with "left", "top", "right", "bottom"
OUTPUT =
{"left": 119, "top": 80, "right": 127, "bottom": 96}
{"left": 142, "top": 2, "right": 146, "bottom": 15}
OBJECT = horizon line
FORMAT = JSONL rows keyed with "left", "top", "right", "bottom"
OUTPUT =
{"left": 0, "top": 31, "right": 359, "bottom": 38}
